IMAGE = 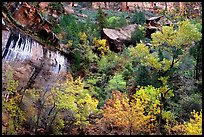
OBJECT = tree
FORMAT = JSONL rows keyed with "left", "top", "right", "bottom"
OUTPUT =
{"left": 49, "top": 72, "right": 100, "bottom": 134}
{"left": 164, "top": 2, "right": 167, "bottom": 11}
{"left": 128, "top": 19, "right": 202, "bottom": 134}
{"left": 96, "top": 90, "right": 156, "bottom": 135}
{"left": 2, "top": 70, "right": 25, "bottom": 135}
{"left": 96, "top": 5, "right": 107, "bottom": 37}
{"left": 12, "top": 72, "right": 100, "bottom": 135}
{"left": 165, "top": 110, "right": 202, "bottom": 135}
{"left": 105, "top": 73, "right": 127, "bottom": 93}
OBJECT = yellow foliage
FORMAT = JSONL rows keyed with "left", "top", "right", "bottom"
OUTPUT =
{"left": 145, "top": 53, "right": 162, "bottom": 70}
{"left": 158, "top": 76, "right": 169, "bottom": 85}
{"left": 166, "top": 110, "right": 202, "bottom": 135}
{"left": 79, "top": 32, "right": 87, "bottom": 43}
{"left": 152, "top": 20, "right": 202, "bottom": 47}
{"left": 128, "top": 43, "right": 149, "bottom": 58}
{"left": 51, "top": 72, "right": 99, "bottom": 126}
{"left": 101, "top": 90, "right": 158, "bottom": 135}
{"left": 184, "top": 110, "right": 202, "bottom": 135}
{"left": 93, "top": 37, "right": 109, "bottom": 55}
{"left": 128, "top": 43, "right": 178, "bottom": 72}
{"left": 67, "top": 40, "right": 73, "bottom": 47}
{"left": 160, "top": 58, "right": 172, "bottom": 71}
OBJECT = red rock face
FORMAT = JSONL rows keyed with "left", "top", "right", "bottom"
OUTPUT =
{"left": 38, "top": 2, "right": 50, "bottom": 12}
{"left": 13, "top": 3, "right": 43, "bottom": 29}
{"left": 11, "top": 2, "right": 58, "bottom": 45}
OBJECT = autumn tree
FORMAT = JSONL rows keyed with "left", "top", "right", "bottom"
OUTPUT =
{"left": 90, "top": 88, "right": 163, "bottom": 135}
{"left": 128, "top": 19, "right": 202, "bottom": 134}
{"left": 2, "top": 70, "right": 25, "bottom": 135}
{"left": 14, "top": 72, "right": 100, "bottom": 135}
{"left": 165, "top": 110, "right": 202, "bottom": 135}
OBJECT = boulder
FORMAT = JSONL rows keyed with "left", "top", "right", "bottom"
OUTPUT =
{"left": 145, "top": 15, "right": 172, "bottom": 39}
{"left": 103, "top": 24, "right": 137, "bottom": 41}
{"left": 102, "top": 24, "right": 138, "bottom": 52}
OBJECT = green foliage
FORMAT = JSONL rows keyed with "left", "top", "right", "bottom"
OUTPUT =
{"left": 178, "top": 52, "right": 196, "bottom": 78}
{"left": 2, "top": 71, "right": 25, "bottom": 135}
{"left": 54, "top": 14, "right": 79, "bottom": 45}
{"left": 97, "top": 51, "right": 120, "bottom": 74}
{"left": 135, "top": 65, "right": 151, "bottom": 86}
{"left": 84, "top": 16, "right": 100, "bottom": 43}
{"left": 106, "top": 15, "right": 127, "bottom": 29}
{"left": 53, "top": 14, "right": 96, "bottom": 46}
{"left": 52, "top": 14, "right": 100, "bottom": 74}
{"left": 72, "top": 49, "right": 81, "bottom": 72}
{"left": 97, "top": 6, "right": 108, "bottom": 31}
{"left": 52, "top": 74, "right": 100, "bottom": 127}
{"left": 152, "top": 20, "right": 202, "bottom": 48}
{"left": 105, "top": 73, "right": 127, "bottom": 93}
{"left": 166, "top": 110, "right": 202, "bottom": 135}
{"left": 162, "top": 110, "right": 176, "bottom": 124}
{"left": 52, "top": 24, "right": 62, "bottom": 34}
{"left": 131, "top": 25, "right": 145, "bottom": 45}
{"left": 3, "top": 69, "right": 18, "bottom": 96}
{"left": 130, "top": 10, "right": 146, "bottom": 25}
{"left": 2, "top": 5, "right": 202, "bottom": 135}
{"left": 3, "top": 95, "right": 26, "bottom": 135}
{"left": 14, "top": 73, "right": 100, "bottom": 135}
{"left": 85, "top": 49, "right": 132, "bottom": 107}
{"left": 177, "top": 93, "right": 202, "bottom": 121}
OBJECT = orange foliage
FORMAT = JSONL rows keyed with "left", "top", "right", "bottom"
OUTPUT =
{"left": 89, "top": 90, "right": 157, "bottom": 135}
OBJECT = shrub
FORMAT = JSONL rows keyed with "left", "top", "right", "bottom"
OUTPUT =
{"left": 130, "top": 11, "right": 146, "bottom": 25}
{"left": 97, "top": 6, "right": 108, "bottom": 31}
{"left": 106, "top": 16, "right": 127, "bottom": 29}
{"left": 166, "top": 110, "right": 202, "bottom": 135}
{"left": 105, "top": 73, "right": 127, "bottom": 93}
{"left": 130, "top": 25, "right": 145, "bottom": 45}
{"left": 93, "top": 38, "right": 109, "bottom": 56}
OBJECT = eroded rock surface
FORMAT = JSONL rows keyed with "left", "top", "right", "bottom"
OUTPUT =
{"left": 5, "top": 2, "right": 59, "bottom": 46}
{"left": 102, "top": 24, "right": 138, "bottom": 52}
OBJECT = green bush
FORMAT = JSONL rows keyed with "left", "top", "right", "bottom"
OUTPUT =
{"left": 97, "top": 6, "right": 108, "bottom": 31}
{"left": 130, "top": 26, "right": 145, "bottom": 45}
{"left": 176, "top": 93, "right": 202, "bottom": 121}
{"left": 105, "top": 73, "right": 127, "bottom": 93}
{"left": 130, "top": 11, "right": 146, "bottom": 25}
{"left": 106, "top": 16, "right": 127, "bottom": 29}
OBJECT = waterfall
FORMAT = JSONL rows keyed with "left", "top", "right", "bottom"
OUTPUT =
{"left": 2, "top": 30, "right": 68, "bottom": 73}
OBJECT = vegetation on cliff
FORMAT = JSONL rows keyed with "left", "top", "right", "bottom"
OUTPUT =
{"left": 2, "top": 2, "right": 202, "bottom": 135}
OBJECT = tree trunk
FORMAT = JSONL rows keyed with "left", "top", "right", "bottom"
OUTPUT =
{"left": 157, "top": 93, "right": 164, "bottom": 135}
{"left": 195, "top": 42, "right": 201, "bottom": 80}
{"left": 165, "top": 2, "right": 167, "bottom": 11}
